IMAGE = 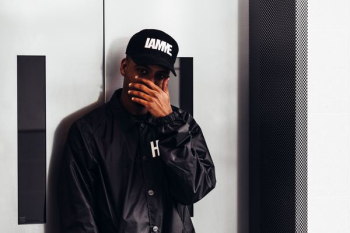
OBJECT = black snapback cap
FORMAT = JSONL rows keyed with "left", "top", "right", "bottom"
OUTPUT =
{"left": 126, "top": 29, "right": 179, "bottom": 76}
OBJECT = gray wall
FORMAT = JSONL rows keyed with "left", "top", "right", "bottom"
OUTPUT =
{"left": 0, "top": 0, "right": 249, "bottom": 232}
{"left": 0, "top": 0, "right": 103, "bottom": 232}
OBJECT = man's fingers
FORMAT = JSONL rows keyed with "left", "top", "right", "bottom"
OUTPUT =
{"left": 129, "top": 82, "right": 155, "bottom": 96}
{"left": 128, "top": 90, "right": 152, "bottom": 101}
{"left": 135, "top": 77, "right": 162, "bottom": 92}
{"left": 131, "top": 96, "right": 148, "bottom": 107}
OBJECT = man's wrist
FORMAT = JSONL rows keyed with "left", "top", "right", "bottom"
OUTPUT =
{"left": 154, "top": 111, "right": 176, "bottom": 126}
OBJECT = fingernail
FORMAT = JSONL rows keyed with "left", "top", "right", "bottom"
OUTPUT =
{"left": 129, "top": 83, "right": 132, "bottom": 86}
{"left": 135, "top": 76, "right": 138, "bottom": 79}
{"left": 128, "top": 90, "right": 131, "bottom": 94}
{"left": 131, "top": 97, "right": 134, "bottom": 100}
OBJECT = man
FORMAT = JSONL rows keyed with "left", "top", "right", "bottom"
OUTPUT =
{"left": 59, "top": 29, "right": 216, "bottom": 233}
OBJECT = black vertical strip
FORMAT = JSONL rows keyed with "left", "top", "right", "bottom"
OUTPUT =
{"left": 249, "top": 1, "right": 297, "bottom": 232}
{"left": 18, "top": 56, "right": 46, "bottom": 224}
{"left": 179, "top": 58, "right": 193, "bottom": 116}
{"left": 179, "top": 57, "right": 194, "bottom": 217}
{"left": 103, "top": 0, "right": 106, "bottom": 102}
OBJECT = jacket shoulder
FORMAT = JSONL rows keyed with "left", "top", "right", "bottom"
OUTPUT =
{"left": 73, "top": 102, "right": 112, "bottom": 135}
{"left": 171, "top": 105, "right": 191, "bottom": 118}
{"left": 170, "top": 105, "right": 197, "bottom": 126}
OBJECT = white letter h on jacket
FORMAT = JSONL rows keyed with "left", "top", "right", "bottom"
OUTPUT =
{"left": 150, "top": 140, "right": 160, "bottom": 158}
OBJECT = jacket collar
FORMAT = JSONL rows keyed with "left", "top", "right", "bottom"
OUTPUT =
{"left": 109, "top": 88, "right": 155, "bottom": 131}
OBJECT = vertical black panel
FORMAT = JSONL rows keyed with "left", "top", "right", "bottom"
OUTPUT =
{"left": 18, "top": 56, "right": 46, "bottom": 224}
{"left": 249, "top": 0, "right": 304, "bottom": 232}
{"left": 179, "top": 58, "right": 193, "bottom": 116}
{"left": 179, "top": 57, "right": 194, "bottom": 217}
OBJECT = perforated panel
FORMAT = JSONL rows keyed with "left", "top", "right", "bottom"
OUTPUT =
{"left": 249, "top": 0, "right": 308, "bottom": 232}
{"left": 259, "top": 2, "right": 296, "bottom": 232}
{"left": 295, "top": 0, "right": 308, "bottom": 232}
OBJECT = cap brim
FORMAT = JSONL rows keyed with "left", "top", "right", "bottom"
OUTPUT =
{"left": 129, "top": 54, "right": 177, "bottom": 76}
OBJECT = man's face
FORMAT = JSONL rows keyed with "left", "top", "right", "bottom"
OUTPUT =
{"left": 120, "top": 56, "right": 170, "bottom": 93}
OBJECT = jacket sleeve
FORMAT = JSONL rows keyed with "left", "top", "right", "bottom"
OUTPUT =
{"left": 58, "top": 122, "right": 99, "bottom": 233}
{"left": 156, "top": 110, "right": 216, "bottom": 205}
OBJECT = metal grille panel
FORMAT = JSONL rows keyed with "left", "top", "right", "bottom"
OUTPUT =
{"left": 295, "top": 0, "right": 308, "bottom": 232}
{"left": 250, "top": 0, "right": 308, "bottom": 232}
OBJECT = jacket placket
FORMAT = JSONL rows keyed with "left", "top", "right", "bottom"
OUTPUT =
{"left": 139, "top": 122, "right": 163, "bottom": 233}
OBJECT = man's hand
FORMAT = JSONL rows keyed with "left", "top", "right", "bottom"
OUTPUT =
{"left": 128, "top": 76, "right": 173, "bottom": 118}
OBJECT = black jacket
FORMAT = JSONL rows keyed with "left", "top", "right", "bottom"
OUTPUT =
{"left": 59, "top": 88, "right": 216, "bottom": 233}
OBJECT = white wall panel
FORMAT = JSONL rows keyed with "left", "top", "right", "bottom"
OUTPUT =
{"left": 105, "top": 1, "right": 246, "bottom": 232}
{"left": 0, "top": 0, "right": 103, "bottom": 232}
{"left": 309, "top": 0, "right": 350, "bottom": 232}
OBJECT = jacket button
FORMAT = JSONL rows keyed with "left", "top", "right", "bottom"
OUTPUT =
{"left": 148, "top": 190, "right": 154, "bottom": 196}
{"left": 140, "top": 123, "right": 146, "bottom": 128}
{"left": 142, "top": 155, "right": 148, "bottom": 161}
{"left": 152, "top": 226, "right": 159, "bottom": 232}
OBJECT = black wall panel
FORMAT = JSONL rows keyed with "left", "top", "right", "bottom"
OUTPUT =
{"left": 179, "top": 57, "right": 194, "bottom": 217}
{"left": 18, "top": 56, "right": 46, "bottom": 224}
{"left": 249, "top": 1, "right": 307, "bottom": 232}
{"left": 179, "top": 57, "right": 193, "bottom": 116}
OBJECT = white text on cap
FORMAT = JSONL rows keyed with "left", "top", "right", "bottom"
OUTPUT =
{"left": 144, "top": 38, "right": 173, "bottom": 56}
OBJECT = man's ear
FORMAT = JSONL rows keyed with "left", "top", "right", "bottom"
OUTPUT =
{"left": 120, "top": 58, "right": 127, "bottom": 76}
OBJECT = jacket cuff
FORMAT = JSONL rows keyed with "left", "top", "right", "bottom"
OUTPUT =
{"left": 154, "top": 112, "right": 177, "bottom": 126}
